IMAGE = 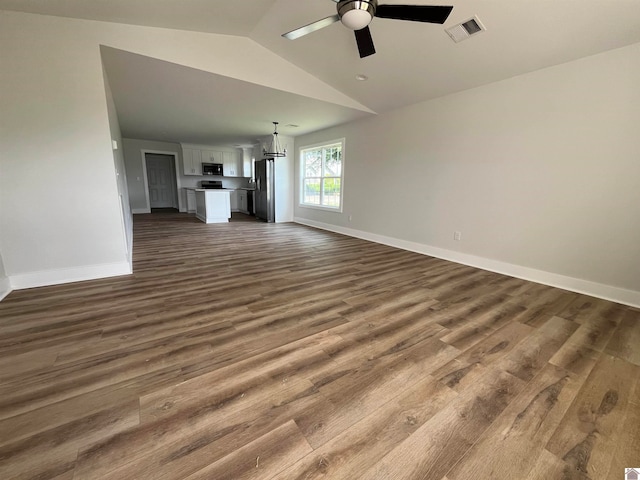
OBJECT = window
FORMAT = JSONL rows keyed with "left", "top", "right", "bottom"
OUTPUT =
{"left": 300, "top": 139, "right": 344, "bottom": 211}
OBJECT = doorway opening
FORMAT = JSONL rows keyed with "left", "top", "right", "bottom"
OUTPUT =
{"left": 145, "top": 153, "right": 178, "bottom": 212}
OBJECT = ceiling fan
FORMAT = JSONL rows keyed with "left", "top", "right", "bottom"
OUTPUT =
{"left": 282, "top": 0, "right": 454, "bottom": 58}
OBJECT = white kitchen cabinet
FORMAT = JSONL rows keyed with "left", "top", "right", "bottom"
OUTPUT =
{"left": 241, "top": 148, "right": 253, "bottom": 178}
{"left": 182, "top": 145, "right": 243, "bottom": 176}
{"left": 185, "top": 188, "right": 196, "bottom": 213}
{"left": 201, "top": 149, "right": 223, "bottom": 164}
{"left": 223, "top": 151, "right": 240, "bottom": 177}
{"left": 183, "top": 148, "right": 202, "bottom": 176}
{"left": 195, "top": 190, "right": 231, "bottom": 224}
{"left": 238, "top": 190, "right": 248, "bottom": 214}
{"left": 229, "top": 189, "right": 239, "bottom": 212}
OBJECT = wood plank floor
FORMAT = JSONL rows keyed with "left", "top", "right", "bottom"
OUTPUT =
{"left": 1, "top": 212, "right": 639, "bottom": 480}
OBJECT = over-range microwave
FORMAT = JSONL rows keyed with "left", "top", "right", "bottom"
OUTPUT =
{"left": 202, "top": 163, "right": 223, "bottom": 176}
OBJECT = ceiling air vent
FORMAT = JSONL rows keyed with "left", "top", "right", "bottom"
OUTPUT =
{"left": 446, "top": 16, "right": 485, "bottom": 43}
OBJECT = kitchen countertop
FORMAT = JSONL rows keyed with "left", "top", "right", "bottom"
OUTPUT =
{"left": 184, "top": 187, "right": 254, "bottom": 191}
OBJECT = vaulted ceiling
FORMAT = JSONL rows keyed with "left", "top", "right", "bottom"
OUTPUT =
{"left": 3, "top": 0, "right": 640, "bottom": 145}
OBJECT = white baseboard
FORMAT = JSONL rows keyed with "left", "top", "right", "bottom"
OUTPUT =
{"left": 0, "top": 276, "right": 11, "bottom": 301}
{"left": 132, "top": 208, "right": 151, "bottom": 214}
{"left": 294, "top": 217, "right": 640, "bottom": 308}
{"left": 10, "top": 261, "right": 132, "bottom": 290}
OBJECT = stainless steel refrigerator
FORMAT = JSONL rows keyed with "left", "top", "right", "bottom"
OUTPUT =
{"left": 255, "top": 158, "right": 275, "bottom": 223}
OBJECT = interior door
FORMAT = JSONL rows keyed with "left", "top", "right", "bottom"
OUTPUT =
{"left": 146, "top": 154, "right": 177, "bottom": 209}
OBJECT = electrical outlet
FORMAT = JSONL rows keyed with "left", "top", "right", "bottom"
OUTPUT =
{"left": 454, "top": 231, "right": 462, "bottom": 241}
{"left": 348, "top": 215, "right": 353, "bottom": 222}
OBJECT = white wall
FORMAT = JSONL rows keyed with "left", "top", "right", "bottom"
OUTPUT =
{"left": 275, "top": 166, "right": 294, "bottom": 222}
{"left": 0, "top": 10, "right": 338, "bottom": 289}
{"left": 294, "top": 42, "right": 640, "bottom": 307}
{"left": 0, "top": 12, "right": 130, "bottom": 287}
{"left": 0, "top": 252, "right": 10, "bottom": 301}
{"left": 103, "top": 65, "right": 133, "bottom": 266}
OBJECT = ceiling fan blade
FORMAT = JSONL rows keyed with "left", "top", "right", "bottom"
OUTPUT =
{"left": 354, "top": 26, "right": 376, "bottom": 58}
{"left": 282, "top": 14, "right": 340, "bottom": 40}
{"left": 375, "top": 4, "right": 453, "bottom": 24}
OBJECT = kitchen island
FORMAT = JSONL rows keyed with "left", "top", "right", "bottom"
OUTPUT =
{"left": 195, "top": 189, "right": 231, "bottom": 224}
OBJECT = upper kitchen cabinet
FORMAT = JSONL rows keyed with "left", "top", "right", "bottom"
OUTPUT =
{"left": 241, "top": 147, "right": 253, "bottom": 178}
{"left": 223, "top": 151, "right": 241, "bottom": 177}
{"left": 183, "top": 148, "right": 202, "bottom": 176}
{"left": 201, "top": 149, "right": 223, "bottom": 164}
{"left": 181, "top": 144, "right": 246, "bottom": 177}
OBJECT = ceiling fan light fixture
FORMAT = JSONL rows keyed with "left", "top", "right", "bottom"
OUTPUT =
{"left": 338, "top": 1, "right": 376, "bottom": 30}
{"left": 283, "top": 0, "right": 453, "bottom": 59}
{"left": 341, "top": 9, "right": 372, "bottom": 30}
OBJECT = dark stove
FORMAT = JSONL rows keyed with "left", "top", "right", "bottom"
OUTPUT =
{"left": 200, "top": 180, "right": 223, "bottom": 189}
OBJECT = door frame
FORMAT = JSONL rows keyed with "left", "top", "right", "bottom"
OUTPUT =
{"left": 138, "top": 149, "right": 182, "bottom": 213}
{"left": 146, "top": 154, "right": 178, "bottom": 209}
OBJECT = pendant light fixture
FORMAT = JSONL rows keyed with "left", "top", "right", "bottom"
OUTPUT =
{"left": 263, "top": 121, "right": 287, "bottom": 158}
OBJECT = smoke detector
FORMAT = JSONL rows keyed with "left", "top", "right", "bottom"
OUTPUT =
{"left": 446, "top": 16, "right": 485, "bottom": 43}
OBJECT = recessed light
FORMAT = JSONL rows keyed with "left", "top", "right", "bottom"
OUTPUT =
{"left": 355, "top": 74, "right": 368, "bottom": 81}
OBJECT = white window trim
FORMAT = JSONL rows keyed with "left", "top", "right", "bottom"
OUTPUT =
{"left": 298, "top": 138, "right": 345, "bottom": 213}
